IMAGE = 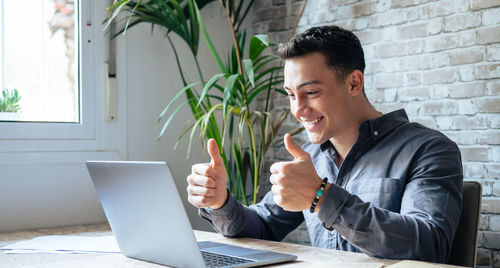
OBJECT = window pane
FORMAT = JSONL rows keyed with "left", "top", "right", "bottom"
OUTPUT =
{"left": 0, "top": 0, "right": 79, "bottom": 123}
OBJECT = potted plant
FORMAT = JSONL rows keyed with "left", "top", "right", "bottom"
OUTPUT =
{"left": 106, "top": 0, "right": 300, "bottom": 204}
{"left": 0, "top": 88, "right": 22, "bottom": 121}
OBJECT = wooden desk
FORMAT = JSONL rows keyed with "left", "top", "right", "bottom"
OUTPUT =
{"left": 0, "top": 223, "right": 459, "bottom": 267}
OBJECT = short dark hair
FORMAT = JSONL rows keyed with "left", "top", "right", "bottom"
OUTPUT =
{"left": 277, "top": 25, "right": 365, "bottom": 81}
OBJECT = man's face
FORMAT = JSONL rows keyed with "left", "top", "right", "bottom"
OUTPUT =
{"left": 284, "top": 53, "right": 350, "bottom": 144}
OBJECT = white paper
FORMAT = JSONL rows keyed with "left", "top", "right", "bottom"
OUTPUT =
{"left": 0, "top": 235, "right": 121, "bottom": 254}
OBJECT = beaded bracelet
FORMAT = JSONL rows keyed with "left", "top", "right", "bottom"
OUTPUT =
{"left": 310, "top": 177, "right": 328, "bottom": 213}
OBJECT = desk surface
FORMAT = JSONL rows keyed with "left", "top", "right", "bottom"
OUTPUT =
{"left": 0, "top": 223, "right": 460, "bottom": 267}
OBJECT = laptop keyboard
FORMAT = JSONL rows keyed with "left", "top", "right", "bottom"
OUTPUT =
{"left": 202, "top": 251, "right": 256, "bottom": 268}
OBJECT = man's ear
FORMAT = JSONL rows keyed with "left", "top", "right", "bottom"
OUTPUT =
{"left": 347, "top": 70, "right": 364, "bottom": 96}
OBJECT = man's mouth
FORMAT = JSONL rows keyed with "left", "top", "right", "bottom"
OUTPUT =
{"left": 301, "top": 116, "right": 324, "bottom": 130}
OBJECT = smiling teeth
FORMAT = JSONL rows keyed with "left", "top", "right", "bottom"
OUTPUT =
{"left": 304, "top": 118, "right": 321, "bottom": 126}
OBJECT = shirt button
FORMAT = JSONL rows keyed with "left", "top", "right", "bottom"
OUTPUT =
{"left": 373, "top": 130, "right": 379, "bottom": 136}
{"left": 330, "top": 231, "right": 335, "bottom": 235}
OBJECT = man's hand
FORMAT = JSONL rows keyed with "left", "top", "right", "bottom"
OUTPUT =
{"left": 187, "top": 139, "right": 228, "bottom": 209}
{"left": 270, "top": 133, "right": 323, "bottom": 211}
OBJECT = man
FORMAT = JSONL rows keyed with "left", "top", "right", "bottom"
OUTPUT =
{"left": 187, "top": 25, "right": 463, "bottom": 263}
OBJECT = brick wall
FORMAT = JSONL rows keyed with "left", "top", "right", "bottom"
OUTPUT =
{"left": 252, "top": 0, "right": 500, "bottom": 266}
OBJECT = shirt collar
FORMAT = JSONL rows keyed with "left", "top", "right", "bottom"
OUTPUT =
{"left": 319, "top": 109, "right": 409, "bottom": 154}
{"left": 359, "top": 109, "right": 409, "bottom": 140}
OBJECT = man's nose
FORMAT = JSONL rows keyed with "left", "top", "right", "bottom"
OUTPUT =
{"left": 293, "top": 97, "right": 311, "bottom": 116}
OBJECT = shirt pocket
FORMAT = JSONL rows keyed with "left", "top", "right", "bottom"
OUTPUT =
{"left": 345, "top": 177, "right": 403, "bottom": 211}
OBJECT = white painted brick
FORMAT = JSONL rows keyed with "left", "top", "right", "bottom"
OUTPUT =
{"left": 459, "top": 30, "right": 477, "bottom": 47}
{"left": 486, "top": 44, "right": 500, "bottom": 61}
{"left": 482, "top": 198, "right": 500, "bottom": 214}
{"left": 400, "top": 23, "right": 427, "bottom": 40}
{"left": 483, "top": 7, "right": 500, "bottom": 26}
{"left": 406, "top": 72, "right": 421, "bottom": 86}
{"left": 421, "top": 100, "right": 457, "bottom": 115}
{"left": 369, "top": 9, "right": 407, "bottom": 27}
{"left": 490, "top": 147, "right": 500, "bottom": 162}
{"left": 427, "top": 18, "right": 442, "bottom": 35}
{"left": 483, "top": 232, "right": 500, "bottom": 249}
{"left": 453, "top": 115, "right": 488, "bottom": 130}
{"left": 356, "top": 29, "right": 383, "bottom": 44}
{"left": 364, "top": 45, "right": 376, "bottom": 60}
{"left": 382, "top": 58, "right": 400, "bottom": 72}
{"left": 353, "top": 17, "right": 369, "bottom": 30}
{"left": 422, "top": 69, "right": 456, "bottom": 84}
{"left": 365, "top": 61, "right": 383, "bottom": 75}
{"left": 374, "top": 73, "right": 405, "bottom": 88}
{"left": 382, "top": 26, "right": 398, "bottom": 41}
{"left": 477, "top": 26, "right": 500, "bottom": 45}
{"left": 376, "top": 42, "right": 407, "bottom": 58}
{"left": 384, "top": 88, "right": 397, "bottom": 102}
{"left": 406, "top": 39, "right": 425, "bottom": 55}
{"left": 475, "top": 64, "right": 500, "bottom": 80}
{"left": 449, "top": 82, "right": 487, "bottom": 98}
{"left": 406, "top": 8, "right": 420, "bottom": 21}
{"left": 404, "top": 102, "right": 421, "bottom": 115}
{"left": 456, "top": 99, "right": 476, "bottom": 115}
{"left": 482, "top": 180, "right": 494, "bottom": 196}
{"left": 375, "top": 0, "right": 391, "bottom": 12}
{"left": 432, "top": 52, "right": 450, "bottom": 68}
{"left": 449, "top": 47, "right": 485, "bottom": 65}
{"left": 477, "top": 96, "right": 500, "bottom": 113}
{"left": 399, "top": 87, "right": 431, "bottom": 101}
{"left": 488, "top": 80, "right": 500, "bottom": 95}
{"left": 419, "top": 0, "right": 455, "bottom": 18}
{"left": 472, "top": 0, "right": 500, "bottom": 10}
{"left": 392, "top": 0, "right": 434, "bottom": 8}
{"left": 444, "top": 130, "right": 478, "bottom": 145}
{"left": 436, "top": 116, "right": 453, "bottom": 129}
{"left": 463, "top": 163, "right": 486, "bottom": 178}
{"left": 376, "top": 103, "right": 405, "bottom": 114}
{"left": 479, "top": 214, "right": 490, "bottom": 230}
{"left": 431, "top": 85, "right": 450, "bottom": 99}
{"left": 443, "top": 13, "right": 482, "bottom": 32}
{"left": 460, "top": 146, "right": 490, "bottom": 162}
{"left": 425, "top": 34, "right": 459, "bottom": 52}
{"left": 457, "top": 66, "right": 477, "bottom": 82}
{"left": 486, "top": 164, "right": 500, "bottom": 179}
{"left": 488, "top": 114, "right": 500, "bottom": 128}
{"left": 479, "top": 130, "right": 500, "bottom": 145}
{"left": 412, "top": 116, "right": 435, "bottom": 128}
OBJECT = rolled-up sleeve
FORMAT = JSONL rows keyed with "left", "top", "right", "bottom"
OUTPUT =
{"left": 318, "top": 137, "right": 463, "bottom": 263}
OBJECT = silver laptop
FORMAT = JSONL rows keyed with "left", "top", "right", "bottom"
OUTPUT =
{"left": 86, "top": 160, "right": 297, "bottom": 268}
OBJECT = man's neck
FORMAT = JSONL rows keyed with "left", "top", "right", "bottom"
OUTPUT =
{"left": 330, "top": 106, "right": 381, "bottom": 166}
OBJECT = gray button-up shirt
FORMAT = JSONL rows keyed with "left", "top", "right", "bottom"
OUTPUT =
{"left": 200, "top": 109, "right": 463, "bottom": 263}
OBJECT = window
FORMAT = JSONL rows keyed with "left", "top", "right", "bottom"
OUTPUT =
{"left": 0, "top": 0, "right": 78, "bottom": 123}
{"left": 0, "top": 0, "right": 96, "bottom": 140}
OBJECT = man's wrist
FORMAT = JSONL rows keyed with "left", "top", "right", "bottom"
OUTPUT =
{"left": 310, "top": 178, "right": 328, "bottom": 213}
{"left": 315, "top": 182, "right": 331, "bottom": 212}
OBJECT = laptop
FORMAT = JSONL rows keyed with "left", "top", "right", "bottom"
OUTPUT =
{"left": 86, "top": 160, "right": 297, "bottom": 268}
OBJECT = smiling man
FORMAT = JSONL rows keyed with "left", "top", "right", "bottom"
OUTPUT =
{"left": 187, "top": 25, "right": 463, "bottom": 263}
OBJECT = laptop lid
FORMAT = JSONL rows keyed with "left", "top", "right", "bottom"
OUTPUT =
{"left": 86, "top": 160, "right": 296, "bottom": 268}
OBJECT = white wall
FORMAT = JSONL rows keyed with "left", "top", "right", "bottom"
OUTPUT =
{"left": 123, "top": 2, "right": 233, "bottom": 231}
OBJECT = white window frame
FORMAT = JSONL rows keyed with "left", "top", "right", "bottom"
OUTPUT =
{"left": 0, "top": 0, "right": 126, "bottom": 159}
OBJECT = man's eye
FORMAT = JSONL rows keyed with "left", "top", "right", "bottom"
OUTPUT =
{"left": 288, "top": 93, "right": 295, "bottom": 97}
{"left": 307, "top": 91, "right": 318, "bottom": 95}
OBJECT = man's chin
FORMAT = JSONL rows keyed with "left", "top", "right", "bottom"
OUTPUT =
{"left": 307, "top": 132, "right": 328, "bottom": 144}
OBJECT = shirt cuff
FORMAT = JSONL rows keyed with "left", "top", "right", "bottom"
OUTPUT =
{"left": 199, "top": 188, "right": 237, "bottom": 219}
{"left": 318, "top": 183, "right": 350, "bottom": 229}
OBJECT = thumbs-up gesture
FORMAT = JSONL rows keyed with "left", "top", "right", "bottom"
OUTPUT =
{"left": 187, "top": 139, "right": 228, "bottom": 209}
{"left": 269, "top": 133, "right": 323, "bottom": 211}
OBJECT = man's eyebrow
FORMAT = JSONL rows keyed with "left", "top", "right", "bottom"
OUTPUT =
{"left": 283, "top": 80, "right": 321, "bottom": 91}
